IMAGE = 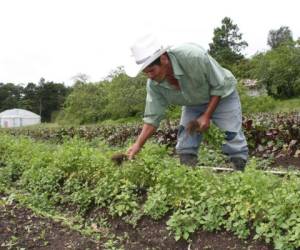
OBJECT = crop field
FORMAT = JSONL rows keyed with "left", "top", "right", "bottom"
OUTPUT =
{"left": 1, "top": 112, "right": 300, "bottom": 249}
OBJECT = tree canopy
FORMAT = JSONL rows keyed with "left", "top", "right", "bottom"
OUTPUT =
{"left": 0, "top": 79, "right": 71, "bottom": 122}
{"left": 267, "top": 26, "right": 293, "bottom": 49}
{"left": 59, "top": 68, "right": 147, "bottom": 124}
{"left": 208, "top": 17, "right": 248, "bottom": 68}
{"left": 251, "top": 41, "right": 300, "bottom": 98}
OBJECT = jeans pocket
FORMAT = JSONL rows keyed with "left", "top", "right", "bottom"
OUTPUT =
{"left": 177, "top": 125, "right": 185, "bottom": 139}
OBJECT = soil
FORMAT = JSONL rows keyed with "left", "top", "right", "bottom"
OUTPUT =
{"left": 274, "top": 156, "right": 300, "bottom": 170}
{"left": 0, "top": 195, "right": 274, "bottom": 250}
{"left": 0, "top": 197, "right": 100, "bottom": 250}
{"left": 107, "top": 214, "right": 273, "bottom": 250}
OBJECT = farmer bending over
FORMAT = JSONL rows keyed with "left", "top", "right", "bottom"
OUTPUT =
{"left": 124, "top": 34, "right": 248, "bottom": 170}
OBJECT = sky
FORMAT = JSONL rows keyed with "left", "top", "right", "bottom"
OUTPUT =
{"left": 0, "top": 0, "right": 299, "bottom": 86}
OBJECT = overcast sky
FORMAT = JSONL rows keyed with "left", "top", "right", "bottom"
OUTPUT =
{"left": 0, "top": 0, "right": 299, "bottom": 85}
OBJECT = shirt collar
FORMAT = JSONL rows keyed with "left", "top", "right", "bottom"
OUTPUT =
{"left": 168, "top": 52, "right": 184, "bottom": 79}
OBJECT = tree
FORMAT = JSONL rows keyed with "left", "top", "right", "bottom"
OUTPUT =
{"left": 267, "top": 26, "right": 293, "bottom": 49}
{"left": 35, "top": 78, "right": 71, "bottom": 122}
{"left": 0, "top": 83, "right": 23, "bottom": 112}
{"left": 103, "top": 67, "right": 147, "bottom": 119}
{"left": 59, "top": 67, "right": 147, "bottom": 124}
{"left": 60, "top": 83, "right": 107, "bottom": 124}
{"left": 71, "top": 73, "right": 90, "bottom": 86}
{"left": 0, "top": 80, "right": 70, "bottom": 121}
{"left": 209, "top": 17, "right": 248, "bottom": 68}
{"left": 252, "top": 42, "right": 300, "bottom": 98}
{"left": 19, "top": 82, "right": 40, "bottom": 114}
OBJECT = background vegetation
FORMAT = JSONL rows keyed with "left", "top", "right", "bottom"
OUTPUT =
{"left": 1, "top": 17, "right": 300, "bottom": 125}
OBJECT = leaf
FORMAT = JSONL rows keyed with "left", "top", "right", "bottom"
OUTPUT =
{"left": 175, "top": 235, "right": 181, "bottom": 241}
{"left": 294, "top": 149, "right": 300, "bottom": 157}
{"left": 183, "top": 231, "right": 190, "bottom": 240}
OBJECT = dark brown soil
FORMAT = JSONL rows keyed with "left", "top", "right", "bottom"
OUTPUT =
{"left": 274, "top": 156, "right": 300, "bottom": 169}
{"left": 0, "top": 195, "right": 274, "bottom": 250}
{"left": 0, "top": 198, "right": 101, "bottom": 250}
{"left": 107, "top": 214, "right": 273, "bottom": 250}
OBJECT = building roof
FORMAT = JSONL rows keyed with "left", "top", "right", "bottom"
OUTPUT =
{"left": 0, "top": 109, "right": 40, "bottom": 118}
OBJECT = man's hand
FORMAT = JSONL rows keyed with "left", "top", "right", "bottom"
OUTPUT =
{"left": 126, "top": 123, "right": 157, "bottom": 160}
{"left": 187, "top": 95, "right": 220, "bottom": 135}
{"left": 187, "top": 113, "right": 211, "bottom": 135}
{"left": 126, "top": 143, "right": 142, "bottom": 160}
{"left": 196, "top": 113, "right": 211, "bottom": 132}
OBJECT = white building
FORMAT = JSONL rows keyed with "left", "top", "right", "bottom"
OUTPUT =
{"left": 0, "top": 109, "right": 41, "bottom": 128}
{"left": 242, "top": 79, "right": 267, "bottom": 97}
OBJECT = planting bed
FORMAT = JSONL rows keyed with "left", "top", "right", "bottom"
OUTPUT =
{"left": 0, "top": 112, "right": 299, "bottom": 249}
{"left": 0, "top": 194, "right": 272, "bottom": 250}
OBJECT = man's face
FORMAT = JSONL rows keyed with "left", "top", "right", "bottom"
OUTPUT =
{"left": 143, "top": 64, "right": 167, "bottom": 83}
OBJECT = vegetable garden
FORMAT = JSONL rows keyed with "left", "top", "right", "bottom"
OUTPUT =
{"left": 1, "top": 112, "right": 300, "bottom": 249}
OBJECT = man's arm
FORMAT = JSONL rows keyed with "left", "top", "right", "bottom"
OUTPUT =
{"left": 203, "top": 95, "right": 221, "bottom": 117}
{"left": 127, "top": 123, "right": 157, "bottom": 159}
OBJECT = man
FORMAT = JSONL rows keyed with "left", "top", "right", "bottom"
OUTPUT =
{"left": 124, "top": 34, "right": 248, "bottom": 170}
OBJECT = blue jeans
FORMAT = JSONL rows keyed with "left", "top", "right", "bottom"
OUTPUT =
{"left": 175, "top": 90, "right": 248, "bottom": 160}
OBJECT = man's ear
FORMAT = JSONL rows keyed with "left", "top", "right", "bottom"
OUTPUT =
{"left": 160, "top": 53, "right": 169, "bottom": 66}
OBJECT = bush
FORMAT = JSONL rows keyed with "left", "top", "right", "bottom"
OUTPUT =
{"left": 58, "top": 83, "right": 108, "bottom": 125}
{"left": 238, "top": 83, "right": 277, "bottom": 114}
{"left": 251, "top": 43, "right": 300, "bottom": 98}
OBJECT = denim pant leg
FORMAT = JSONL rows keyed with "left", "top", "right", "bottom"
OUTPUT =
{"left": 211, "top": 90, "right": 249, "bottom": 160}
{"left": 175, "top": 105, "right": 206, "bottom": 156}
{"left": 221, "top": 130, "right": 249, "bottom": 160}
{"left": 176, "top": 90, "right": 248, "bottom": 160}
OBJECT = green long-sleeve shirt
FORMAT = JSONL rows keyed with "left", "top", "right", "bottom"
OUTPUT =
{"left": 143, "top": 43, "right": 237, "bottom": 127}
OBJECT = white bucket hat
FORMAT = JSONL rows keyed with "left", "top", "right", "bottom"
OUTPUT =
{"left": 124, "top": 33, "right": 170, "bottom": 77}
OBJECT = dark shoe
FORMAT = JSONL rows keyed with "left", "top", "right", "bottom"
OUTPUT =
{"left": 179, "top": 154, "right": 198, "bottom": 167}
{"left": 230, "top": 157, "right": 247, "bottom": 171}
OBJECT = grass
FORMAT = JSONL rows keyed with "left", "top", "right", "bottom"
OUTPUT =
{"left": 273, "top": 98, "right": 300, "bottom": 112}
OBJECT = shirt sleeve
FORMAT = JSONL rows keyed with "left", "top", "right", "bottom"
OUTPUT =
{"left": 143, "top": 80, "right": 168, "bottom": 128}
{"left": 204, "top": 53, "right": 237, "bottom": 97}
